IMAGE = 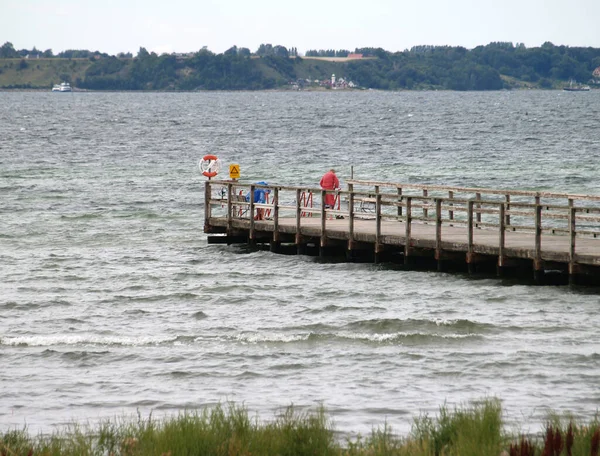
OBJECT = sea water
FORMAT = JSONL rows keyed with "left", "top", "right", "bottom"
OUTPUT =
{"left": 1, "top": 90, "right": 600, "bottom": 436}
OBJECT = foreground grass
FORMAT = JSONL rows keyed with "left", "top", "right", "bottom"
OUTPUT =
{"left": 2, "top": 399, "right": 600, "bottom": 456}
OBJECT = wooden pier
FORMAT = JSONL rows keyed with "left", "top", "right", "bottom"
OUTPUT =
{"left": 204, "top": 179, "right": 600, "bottom": 286}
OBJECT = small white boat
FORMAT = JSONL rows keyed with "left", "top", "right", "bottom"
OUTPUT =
{"left": 563, "top": 80, "right": 590, "bottom": 91}
{"left": 52, "top": 82, "right": 72, "bottom": 92}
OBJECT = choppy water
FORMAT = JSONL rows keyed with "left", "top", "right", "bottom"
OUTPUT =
{"left": 2, "top": 90, "right": 600, "bottom": 436}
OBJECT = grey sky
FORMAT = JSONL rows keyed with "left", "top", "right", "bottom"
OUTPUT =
{"left": 2, "top": 0, "right": 599, "bottom": 55}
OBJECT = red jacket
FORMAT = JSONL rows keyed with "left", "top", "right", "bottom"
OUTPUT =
{"left": 320, "top": 171, "right": 339, "bottom": 190}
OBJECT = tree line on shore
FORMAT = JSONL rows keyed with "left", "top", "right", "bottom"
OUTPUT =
{"left": 1, "top": 41, "right": 599, "bottom": 91}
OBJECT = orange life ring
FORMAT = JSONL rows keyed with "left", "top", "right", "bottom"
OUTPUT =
{"left": 200, "top": 154, "right": 219, "bottom": 178}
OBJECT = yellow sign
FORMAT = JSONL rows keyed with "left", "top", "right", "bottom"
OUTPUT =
{"left": 229, "top": 164, "right": 240, "bottom": 179}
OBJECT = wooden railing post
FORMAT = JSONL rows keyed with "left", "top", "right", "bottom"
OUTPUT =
{"left": 295, "top": 188, "right": 302, "bottom": 246}
{"left": 534, "top": 195, "right": 541, "bottom": 255}
{"left": 423, "top": 189, "right": 428, "bottom": 219}
{"left": 249, "top": 184, "right": 256, "bottom": 241}
{"left": 468, "top": 200, "right": 474, "bottom": 250}
{"left": 534, "top": 196, "right": 543, "bottom": 281}
{"left": 348, "top": 183, "right": 355, "bottom": 251}
{"left": 404, "top": 197, "right": 412, "bottom": 264}
{"left": 505, "top": 194, "right": 511, "bottom": 230}
{"left": 569, "top": 198, "right": 576, "bottom": 283}
{"left": 435, "top": 198, "right": 442, "bottom": 271}
{"left": 320, "top": 189, "right": 327, "bottom": 249}
{"left": 435, "top": 198, "right": 442, "bottom": 249}
{"left": 476, "top": 192, "right": 481, "bottom": 226}
{"left": 498, "top": 202, "right": 505, "bottom": 274}
{"left": 397, "top": 187, "right": 403, "bottom": 218}
{"left": 375, "top": 193, "right": 382, "bottom": 255}
{"left": 226, "top": 183, "right": 233, "bottom": 234}
{"left": 467, "top": 200, "right": 474, "bottom": 273}
{"left": 448, "top": 191, "right": 454, "bottom": 221}
{"left": 273, "top": 187, "right": 280, "bottom": 243}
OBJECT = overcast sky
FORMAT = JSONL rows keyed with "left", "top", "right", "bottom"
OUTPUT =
{"left": 2, "top": 0, "right": 599, "bottom": 56}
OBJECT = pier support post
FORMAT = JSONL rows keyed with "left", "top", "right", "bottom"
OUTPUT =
{"left": 437, "top": 259, "right": 445, "bottom": 272}
{"left": 533, "top": 269, "right": 545, "bottom": 284}
{"left": 533, "top": 259, "right": 545, "bottom": 284}
{"left": 374, "top": 252, "right": 380, "bottom": 264}
{"left": 496, "top": 264, "right": 505, "bottom": 277}
{"left": 270, "top": 240, "right": 280, "bottom": 253}
{"left": 347, "top": 239, "right": 355, "bottom": 262}
{"left": 346, "top": 249, "right": 355, "bottom": 262}
{"left": 295, "top": 230, "right": 306, "bottom": 255}
{"left": 568, "top": 269, "right": 577, "bottom": 286}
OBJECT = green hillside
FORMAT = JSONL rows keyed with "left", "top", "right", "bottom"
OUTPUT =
{"left": 1, "top": 41, "right": 599, "bottom": 91}
{"left": 0, "top": 56, "right": 356, "bottom": 91}
{"left": 0, "top": 58, "right": 91, "bottom": 89}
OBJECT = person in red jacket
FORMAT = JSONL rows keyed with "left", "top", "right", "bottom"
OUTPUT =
{"left": 320, "top": 169, "right": 340, "bottom": 208}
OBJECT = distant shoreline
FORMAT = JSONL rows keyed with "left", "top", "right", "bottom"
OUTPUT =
{"left": 1, "top": 86, "right": 594, "bottom": 92}
{"left": 2, "top": 47, "right": 599, "bottom": 91}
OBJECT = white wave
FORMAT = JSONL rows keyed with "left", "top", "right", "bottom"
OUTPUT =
{"left": 345, "top": 332, "right": 478, "bottom": 342}
{"left": 345, "top": 332, "right": 400, "bottom": 342}
{"left": 435, "top": 318, "right": 458, "bottom": 326}
{"left": 1, "top": 334, "right": 178, "bottom": 347}
{"left": 235, "top": 333, "right": 309, "bottom": 344}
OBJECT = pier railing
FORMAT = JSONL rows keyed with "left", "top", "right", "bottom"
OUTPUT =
{"left": 346, "top": 179, "right": 600, "bottom": 237}
{"left": 204, "top": 179, "right": 600, "bottom": 262}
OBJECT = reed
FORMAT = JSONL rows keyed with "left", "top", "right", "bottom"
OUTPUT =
{"left": 2, "top": 400, "right": 600, "bottom": 456}
{"left": 409, "top": 398, "right": 505, "bottom": 456}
